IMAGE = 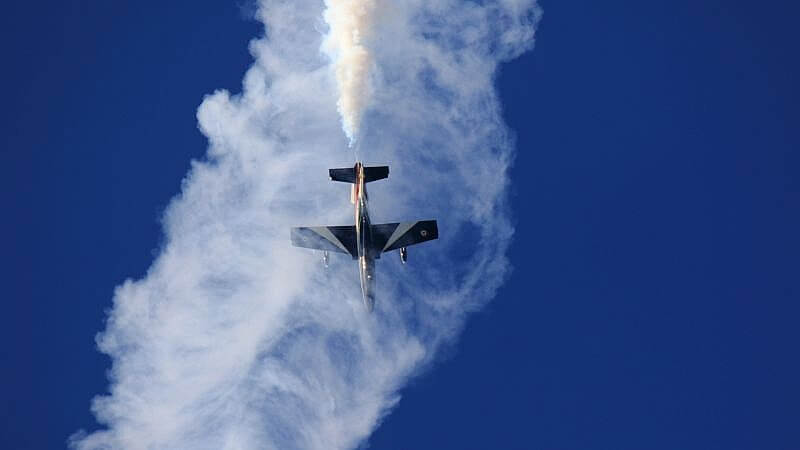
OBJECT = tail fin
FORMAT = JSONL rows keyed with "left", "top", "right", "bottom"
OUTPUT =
{"left": 329, "top": 165, "right": 389, "bottom": 183}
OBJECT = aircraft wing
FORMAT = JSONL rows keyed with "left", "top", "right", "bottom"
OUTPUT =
{"left": 371, "top": 220, "right": 438, "bottom": 253}
{"left": 291, "top": 226, "right": 358, "bottom": 258}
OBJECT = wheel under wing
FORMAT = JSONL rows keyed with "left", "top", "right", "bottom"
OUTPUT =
{"left": 291, "top": 226, "right": 358, "bottom": 258}
{"left": 371, "top": 220, "right": 438, "bottom": 254}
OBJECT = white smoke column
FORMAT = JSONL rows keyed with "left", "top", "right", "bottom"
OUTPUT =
{"left": 321, "top": 0, "right": 377, "bottom": 146}
{"left": 71, "top": 0, "right": 541, "bottom": 449}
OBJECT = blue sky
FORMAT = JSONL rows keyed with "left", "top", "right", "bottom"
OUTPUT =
{"left": 3, "top": 1, "right": 798, "bottom": 449}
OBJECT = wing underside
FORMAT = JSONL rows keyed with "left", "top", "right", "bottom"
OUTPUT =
{"left": 371, "top": 220, "right": 438, "bottom": 253}
{"left": 291, "top": 226, "right": 358, "bottom": 258}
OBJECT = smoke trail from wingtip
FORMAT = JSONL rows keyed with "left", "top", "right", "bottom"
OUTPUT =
{"left": 70, "top": 1, "right": 541, "bottom": 449}
{"left": 321, "top": 0, "right": 377, "bottom": 147}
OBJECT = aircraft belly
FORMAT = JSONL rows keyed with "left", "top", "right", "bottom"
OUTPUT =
{"left": 359, "top": 256, "right": 376, "bottom": 311}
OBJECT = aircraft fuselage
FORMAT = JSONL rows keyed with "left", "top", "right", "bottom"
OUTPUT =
{"left": 353, "top": 162, "right": 377, "bottom": 311}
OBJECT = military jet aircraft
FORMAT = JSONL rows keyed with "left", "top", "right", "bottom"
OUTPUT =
{"left": 291, "top": 162, "right": 438, "bottom": 311}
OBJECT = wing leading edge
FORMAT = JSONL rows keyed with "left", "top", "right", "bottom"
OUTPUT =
{"left": 371, "top": 220, "right": 438, "bottom": 253}
{"left": 291, "top": 226, "right": 358, "bottom": 258}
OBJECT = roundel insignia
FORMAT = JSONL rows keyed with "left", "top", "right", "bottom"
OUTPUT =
{"left": 420, "top": 229, "right": 428, "bottom": 237}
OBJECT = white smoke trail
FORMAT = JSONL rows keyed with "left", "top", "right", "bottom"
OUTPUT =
{"left": 70, "top": 1, "right": 540, "bottom": 449}
{"left": 321, "top": 0, "right": 377, "bottom": 147}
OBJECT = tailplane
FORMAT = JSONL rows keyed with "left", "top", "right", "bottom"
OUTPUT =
{"left": 329, "top": 164, "right": 389, "bottom": 183}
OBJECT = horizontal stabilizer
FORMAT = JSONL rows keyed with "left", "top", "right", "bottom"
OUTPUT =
{"left": 329, "top": 165, "right": 389, "bottom": 183}
{"left": 329, "top": 167, "right": 356, "bottom": 183}
{"left": 363, "top": 166, "right": 389, "bottom": 183}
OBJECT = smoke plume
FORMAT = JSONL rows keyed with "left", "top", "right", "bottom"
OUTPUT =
{"left": 71, "top": 0, "right": 540, "bottom": 449}
{"left": 321, "top": 0, "right": 378, "bottom": 146}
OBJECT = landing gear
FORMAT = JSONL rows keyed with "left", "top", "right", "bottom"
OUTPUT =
{"left": 323, "top": 251, "right": 329, "bottom": 268}
{"left": 400, "top": 247, "right": 407, "bottom": 264}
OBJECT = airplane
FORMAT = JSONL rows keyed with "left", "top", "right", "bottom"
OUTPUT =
{"left": 290, "top": 162, "right": 438, "bottom": 311}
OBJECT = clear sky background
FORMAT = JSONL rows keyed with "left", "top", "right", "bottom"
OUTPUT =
{"left": 2, "top": 1, "right": 798, "bottom": 449}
